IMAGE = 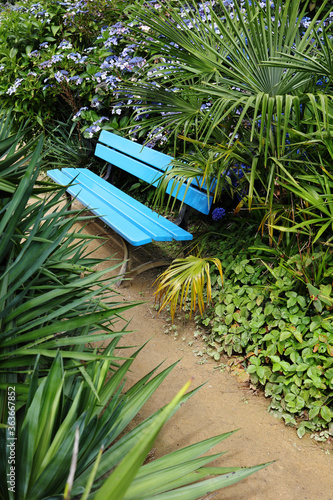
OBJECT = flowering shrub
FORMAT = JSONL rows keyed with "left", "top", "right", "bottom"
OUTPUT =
{"left": 2, "top": 0, "right": 331, "bottom": 143}
{"left": 0, "top": 0, "right": 140, "bottom": 134}
{"left": 0, "top": 0, "right": 205, "bottom": 143}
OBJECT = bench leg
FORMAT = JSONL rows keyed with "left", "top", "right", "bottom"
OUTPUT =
{"left": 116, "top": 238, "right": 131, "bottom": 287}
{"left": 102, "top": 163, "right": 114, "bottom": 183}
{"left": 74, "top": 219, "right": 174, "bottom": 286}
{"left": 65, "top": 191, "right": 72, "bottom": 211}
{"left": 174, "top": 205, "right": 191, "bottom": 231}
{"left": 115, "top": 238, "right": 172, "bottom": 286}
{"left": 126, "top": 259, "right": 173, "bottom": 280}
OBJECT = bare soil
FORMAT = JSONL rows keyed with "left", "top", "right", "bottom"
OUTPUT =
{"left": 76, "top": 208, "right": 333, "bottom": 500}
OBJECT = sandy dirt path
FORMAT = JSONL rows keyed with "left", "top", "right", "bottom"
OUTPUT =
{"left": 78, "top": 212, "right": 333, "bottom": 500}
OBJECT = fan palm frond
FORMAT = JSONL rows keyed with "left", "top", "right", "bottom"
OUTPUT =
{"left": 154, "top": 256, "right": 223, "bottom": 321}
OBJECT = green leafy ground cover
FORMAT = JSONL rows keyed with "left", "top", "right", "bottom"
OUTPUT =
{"left": 194, "top": 219, "right": 333, "bottom": 438}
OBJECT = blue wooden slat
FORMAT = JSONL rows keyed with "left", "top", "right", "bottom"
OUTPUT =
{"left": 49, "top": 168, "right": 193, "bottom": 245}
{"left": 70, "top": 168, "right": 192, "bottom": 241}
{"left": 98, "top": 130, "right": 172, "bottom": 171}
{"left": 48, "top": 169, "right": 153, "bottom": 245}
{"left": 64, "top": 168, "right": 192, "bottom": 242}
{"left": 47, "top": 168, "right": 75, "bottom": 187}
{"left": 95, "top": 143, "right": 161, "bottom": 185}
{"left": 95, "top": 143, "right": 212, "bottom": 214}
{"left": 97, "top": 131, "right": 213, "bottom": 214}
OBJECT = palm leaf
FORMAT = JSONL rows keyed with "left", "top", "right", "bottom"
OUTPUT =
{"left": 120, "top": 0, "right": 329, "bottom": 161}
{"left": 154, "top": 256, "right": 223, "bottom": 321}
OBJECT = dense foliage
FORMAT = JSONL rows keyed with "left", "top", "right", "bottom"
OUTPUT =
{"left": 1, "top": 0, "right": 333, "bottom": 441}
{"left": 0, "top": 0, "right": 139, "bottom": 136}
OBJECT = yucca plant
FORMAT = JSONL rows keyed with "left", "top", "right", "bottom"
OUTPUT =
{"left": 0, "top": 111, "right": 138, "bottom": 416}
{"left": 154, "top": 255, "right": 223, "bottom": 321}
{"left": 0, "top": 349, "right": 270, "bottom": 500}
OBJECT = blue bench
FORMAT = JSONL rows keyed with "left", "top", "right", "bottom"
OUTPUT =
{"left": 47, "top": 131, "right": 213, "bottom": 281}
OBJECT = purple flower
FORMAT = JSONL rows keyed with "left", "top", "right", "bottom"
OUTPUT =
{"left": 28, "top": 50, "right": 40, "bottom": 58}
{"left": 69, "top": 75, "right": 83, "bottom": 85}
{"left": 91, "top": 97, "right": 102, "bottom": 108}
{"left": 212, "top": 207, "right": 226, "bottom": 220}
{"left": 58, "top": 39, "right": 72, "bottom": 49}
{"left": 73, "top": 107, "right": 88, "bottom": 119}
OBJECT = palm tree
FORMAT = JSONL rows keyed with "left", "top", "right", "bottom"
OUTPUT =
{"left": 120, "top": 0, "right": 331, "bottom": 208}
{"left": 154, "top": 255, "right": 223, "bottom": 321}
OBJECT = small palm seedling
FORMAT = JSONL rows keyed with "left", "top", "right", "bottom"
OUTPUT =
{"left": 154, "top": 255, "right": 223, "bottom": 321}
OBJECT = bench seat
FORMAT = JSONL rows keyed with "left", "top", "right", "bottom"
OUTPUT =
{"left": 47, "top": 167, "right": 193, "bottom": 246}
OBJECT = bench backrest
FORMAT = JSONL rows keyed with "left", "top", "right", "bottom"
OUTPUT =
{"left": 95, "top": 131, "right": 213, "bottom": 215}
